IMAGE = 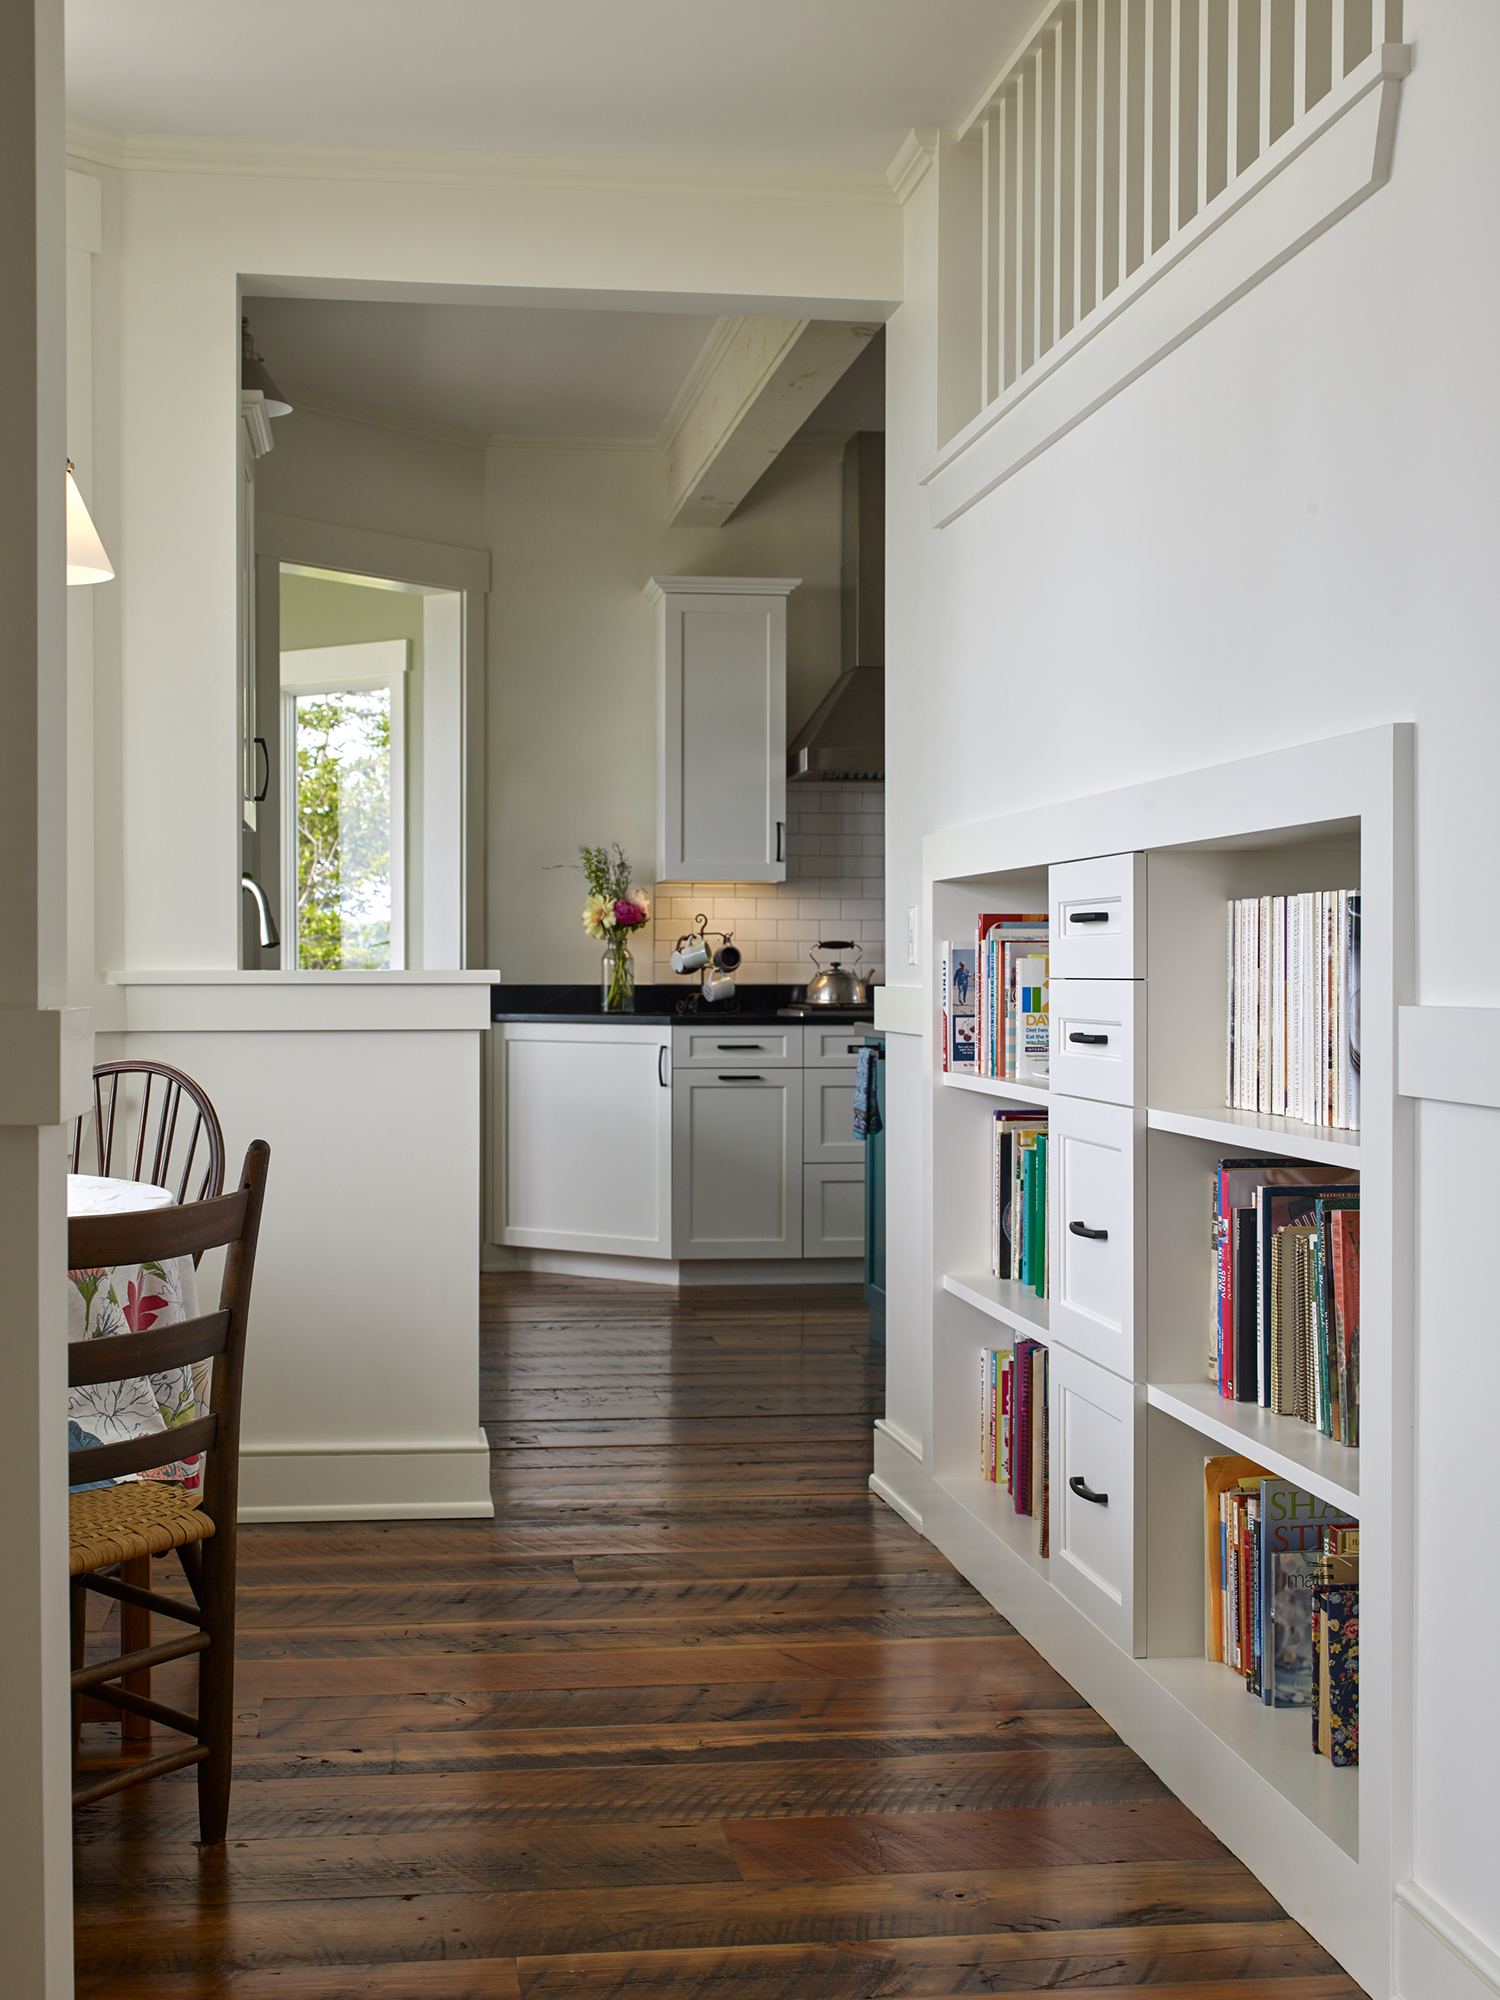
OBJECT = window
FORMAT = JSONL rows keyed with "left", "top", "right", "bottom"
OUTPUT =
{"left": 280, "top": 640, "right": 407, "bottom": 970}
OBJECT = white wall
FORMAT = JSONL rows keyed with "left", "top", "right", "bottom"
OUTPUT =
{"left": 485, "top": 436, "right": 879, "bottom": 983}
{"left": 881, "top": 0, "right": 1496, "bottom": 1978}
{"left": 65, "top": 152, "right": 899, "bottom": 973}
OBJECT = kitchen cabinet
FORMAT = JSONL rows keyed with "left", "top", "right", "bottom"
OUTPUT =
{"left": 671, "top": 1067, "right": 804, "bottom": 1258}
{"left": 498, "top": 1021, "right": 672, "bottom": 1257}
{"left": 647, "top": 575, "right": 798, "bottom": 884}
{"left": 803, "top": 1162, "right": 867, "bottom": 1258}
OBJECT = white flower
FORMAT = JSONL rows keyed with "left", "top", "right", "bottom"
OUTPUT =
{"left": 583, "top": 893, "right": 616, "bottom": 940}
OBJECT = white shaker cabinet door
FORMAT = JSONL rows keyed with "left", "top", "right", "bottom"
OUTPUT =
{"left": 500, "top": 1023, "right": 672, "bottom": 1257}
{"left": 672, "top": 1069, "right": 804, "bottom": 1258}
{"left": 649, "top": 576, "right": 798, "bottom": 884}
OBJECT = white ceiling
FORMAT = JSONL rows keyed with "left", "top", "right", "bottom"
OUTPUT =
{"left": 66, "top": 0, "right": 1034, "bottom": 173}
{"left": 246, "top": 297, "right": 724, "bottom": 440}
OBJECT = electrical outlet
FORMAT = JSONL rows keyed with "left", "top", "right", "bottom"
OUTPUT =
{"left": 907, "top": 905, "right": 919, "bottom": 966}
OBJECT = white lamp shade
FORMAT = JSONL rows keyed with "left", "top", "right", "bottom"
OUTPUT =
{"left": 66, "top": 468, "right": 113, "bottom": 585}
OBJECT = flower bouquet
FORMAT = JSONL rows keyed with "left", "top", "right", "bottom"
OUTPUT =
{"left": 578, "top": 843, "right": 651, "bottom": 1012}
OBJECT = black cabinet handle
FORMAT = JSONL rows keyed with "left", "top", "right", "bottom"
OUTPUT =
{"left": 658, "top": 1046, "right": 669, "bottom": 1088}
{"left": 1069, "top": 1031, "right": 1108, "bottom": 1045}
{"left": 1069, "top": 1220, "right": 1109, "bottom": 1241}
{"left": 718, "top": 1044, "right": 764, "bottom": 1051}
{"left": 776, "top": 821, "right": 785, "bottom": 862}
{"left": 719, "top": 1074, "right": 763, "bottom": 1082}
{"left": 1068, "top": 910, "right": 1109, "bottom": 923}
{"left": 252, "top": 736, "right": 270, "bottom": 802}
{"left": 1069, "top": 1475, "right": 1109, "bottom": 1505}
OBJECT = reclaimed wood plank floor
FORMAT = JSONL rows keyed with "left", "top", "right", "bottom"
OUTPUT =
{"left": 72, "top": 1274, "right": 1362, "bottom": 1998}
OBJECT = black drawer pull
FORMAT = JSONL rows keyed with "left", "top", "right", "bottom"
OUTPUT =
{"left": 1069, "top": 1032, "right": 1108, "bottom": 1045}
{"left": 717, "top": 1044, "right": 764, "bottom": 1051}
{"left": 1069, "top": 1475, "right": 1109, "bottom": 1505}
{"left": 1069, "top": 910, "right": 1110, "bottom": 923}
{"left": 1069, "top": 1220, "right": 1108, "bottom": 1241}
{"left": 719, "top": 1074, "right": 763, "bottom": 1082}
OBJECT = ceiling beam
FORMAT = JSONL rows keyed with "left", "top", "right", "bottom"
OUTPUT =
{"left": 663, "top": 317, "right": 879, "bottom": 526}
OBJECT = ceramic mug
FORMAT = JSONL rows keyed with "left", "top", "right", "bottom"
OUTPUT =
{"left": 702, "top": 966, "right": 736, "bottom": 1002}
{"left": 671, "top": 938, "right": 710, "bottom": 974}
{"left": 714, "top": 944, "right": 742, "bottom": 972}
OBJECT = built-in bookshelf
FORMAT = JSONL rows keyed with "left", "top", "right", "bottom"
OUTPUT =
{"left": 875, "top": 728, "right": 1410, "bottom": 1997}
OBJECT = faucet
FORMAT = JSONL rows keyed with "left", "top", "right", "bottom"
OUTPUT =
{"left": 241, "top": 873, "right": 280, "bottom": 949}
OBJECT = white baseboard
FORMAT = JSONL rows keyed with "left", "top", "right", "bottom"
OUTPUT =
{"left": 869, "top": 1469, "right": 924, "bottom": 1530}
{"left": 238, "top": 1430, "right": 494, "bottom": 1523}
{"left": 874, "top": 1415, "right": 923, "bottom": 1462}
{"left": 1397, "top": 1884, "right": 1500, "bottom": 2000}
{"left": 486, "top": 1247, "right": 862, "bottom": 1287}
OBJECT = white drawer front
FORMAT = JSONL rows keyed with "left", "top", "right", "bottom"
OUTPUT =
{"left": 1050, "top": 852, "right": 1147, "bottom": 980}
{"left": 1050, "top": 979, "right": 1145, "bottom": 1106}
{"left": 804, "top": 1068, "right": 861, "bottom": 1164}
{"left": 1049, "top": 1344, "right": 1143, "bottom": 1655}
{"left": 803, "top": 1161, "right": 866, "bottom": 1257}
{"left": 807, "top": 1025, "right": 880, "bottom": 1067}
{"left": 1047, "top": 1094, "right": 1145, "bottom": 1378}
{"left": 674, "top": 1025, "right": 801, "bottom": 1068}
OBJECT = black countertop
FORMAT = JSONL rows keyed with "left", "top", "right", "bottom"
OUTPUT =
{"left": 491, "top": 982, "right": 875, "bottom": 1028}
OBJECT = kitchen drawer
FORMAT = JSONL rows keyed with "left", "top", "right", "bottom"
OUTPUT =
{"left": 1050, "top": 979, "right": 1145, "bottom": 1106}
{"left": 804, "top": 1066, "right": 862, "bottom": 1164}
{"left": 806, "top": 1024, "right": 881, "bottom": 1067}
{"left": 1049, "top": 852, "right": 1147, "bottom": 980}
{"left": 1047, "top": 1093, "right": 1146, "bottom": 1379}
{"left": 673, "top": 1024, "right": 801, "bottom": 1068}
{"left": 1049, "top": 1344, "right": 1144, "bottom": 1655}
{"left": 803, "top": 1162, "right": 866, "bottom": 1257}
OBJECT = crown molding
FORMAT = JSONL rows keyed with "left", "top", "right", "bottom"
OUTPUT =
{"left": 886, "top": 128, "right": 938, "bottom": 205}
{"left": 281, "top": 386, "right": 488, "bottom": 450}
{"left": 64, "top": 121, "right": 896, "bottom": 206}
{"left": 486, "top": 434, "right": 661, "bottom": 454}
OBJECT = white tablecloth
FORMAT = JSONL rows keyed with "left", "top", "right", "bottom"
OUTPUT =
{"left": 67, "top": 1174, "right": 206, "bottom": 1492}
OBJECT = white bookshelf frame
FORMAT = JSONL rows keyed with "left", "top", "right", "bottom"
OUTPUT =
{"left": 878, "top": 725, "right": 1412, "bottom": 1998}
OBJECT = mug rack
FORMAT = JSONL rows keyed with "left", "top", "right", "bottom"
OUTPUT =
{"left": 671, "top": 912, "right": 743, "bottom": 1015}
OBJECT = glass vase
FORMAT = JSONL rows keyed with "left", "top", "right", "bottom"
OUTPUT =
{"left": 602, "top": 934, "right": 635, "bottom": 1013}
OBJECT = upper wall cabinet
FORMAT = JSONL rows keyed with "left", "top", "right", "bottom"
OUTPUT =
{"left": 648, "top": 576, "right": 799, "bottom": 884}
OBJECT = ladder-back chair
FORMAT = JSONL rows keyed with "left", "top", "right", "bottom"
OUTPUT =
{"left": 68, "top": 1139, "right": 269, "bottom": 1844}
{"left": 72, "top": 1059, "right": 226, "bottom": 1209}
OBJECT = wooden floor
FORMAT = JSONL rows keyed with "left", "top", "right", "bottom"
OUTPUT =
{"left": 72, "top": 1274, "right": 1362, "bottom": 1998}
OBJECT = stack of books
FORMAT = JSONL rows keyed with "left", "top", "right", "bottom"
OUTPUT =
{"left": 1210, "top": 1155, "right": 1360, "bottom": 1442}
{"left": 942, "top": 913, "right": 1048, "bottom": 1077}
{"left": 1206, "top": 1457, "right": 1358, "bottom": 1764}
{"left": 991, "top": 1109, "right": 1049, "bottom": 1295}
{"left": 979, "top": 1341, "right": 1049, "bottom": 1551}
{"left": 1226, "top": 891, "right": 1360, "bottom": 1128}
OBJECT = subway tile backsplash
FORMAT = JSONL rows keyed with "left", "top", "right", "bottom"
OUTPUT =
{"left": 652, "top": 785, "right": 884, "bottom": 988}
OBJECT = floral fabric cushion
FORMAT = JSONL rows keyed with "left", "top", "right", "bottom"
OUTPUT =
{"left": 68, "top": 1254, "right": 207, "bottom": 1493}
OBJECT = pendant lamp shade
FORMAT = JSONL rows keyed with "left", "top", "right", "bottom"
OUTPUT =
{"left": 66, "top": 463, "right": 113, "bottom": 585}
{"left": 242, "top": 316, "right": 292, "bottom": 418}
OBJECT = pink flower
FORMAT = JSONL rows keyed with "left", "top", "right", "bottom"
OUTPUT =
{"left": 123, "top": 1278, "right": 170, "bottom": 1333}
{"left": 613, "top": 899, "right": 646, "bottom": 929}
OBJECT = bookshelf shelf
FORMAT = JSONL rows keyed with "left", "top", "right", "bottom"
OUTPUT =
{"left": 937, "top": 1472, "right": 1051, "bottom": 1580}
{"left": 1147, "top": 1105, "right": 1360, "bottom": 1167}
{"left": 943, "top": 1272, "right": 1050, "bottom": 1338}
{"left": 942, "top": 1070, "right": 1050, "bottom": 1107}
{"left": 1147, "top": 1382, "right": 1360, "bottom": 1512}
{"left": 1140, "top": 1656, "right": 1359, "bottom": 1859}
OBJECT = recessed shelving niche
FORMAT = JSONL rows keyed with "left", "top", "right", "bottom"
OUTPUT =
{"left": 885, "top": 726, "right": 1411, "bottom": 1999}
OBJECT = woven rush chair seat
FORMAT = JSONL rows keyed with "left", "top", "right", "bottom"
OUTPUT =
{"left": 69, "top": 1482, "right": 214, "bottom": 1578}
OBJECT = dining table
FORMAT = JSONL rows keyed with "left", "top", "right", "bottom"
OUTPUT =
{"left": 67, "top": 1173, "right": 208, "bottom": 1494}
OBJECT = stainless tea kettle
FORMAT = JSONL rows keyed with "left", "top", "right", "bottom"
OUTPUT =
{"left": 804, "top": 940, "right": 870, "bottom": 1007}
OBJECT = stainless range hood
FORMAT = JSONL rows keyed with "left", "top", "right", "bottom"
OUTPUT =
{"left": 788, "top": 432, "right": 884, "bottom": 782}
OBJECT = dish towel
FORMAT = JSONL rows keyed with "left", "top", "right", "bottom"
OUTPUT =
{"left": 853, "top": 1045, "right": 882, "bottom": 1138}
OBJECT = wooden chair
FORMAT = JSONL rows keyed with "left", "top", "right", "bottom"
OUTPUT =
{"left": 71, "top": 1059, "right": 226, "bottom": 1207}
{"left": 69, "top": 1139, "right": 269, "bottom": 1844}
